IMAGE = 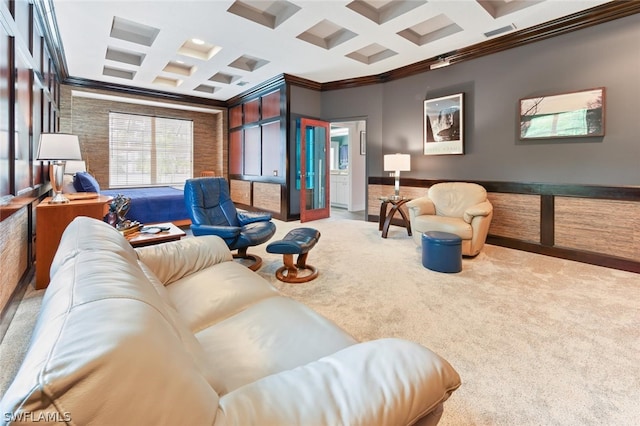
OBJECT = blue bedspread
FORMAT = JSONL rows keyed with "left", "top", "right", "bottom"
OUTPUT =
{"left": 101, "top": 186, "right": 189, "bottom": 224}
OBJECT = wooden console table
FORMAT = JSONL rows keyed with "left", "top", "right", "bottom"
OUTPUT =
{"left": 35, "top": 195, "right": 112, "bottom": 289}
{"left": 379, "top": 197, "right": 413, "bottom": 238}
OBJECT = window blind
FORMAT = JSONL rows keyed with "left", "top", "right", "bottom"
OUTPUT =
{"left": 109, "top": 112, "right": 193, "bottom": 187}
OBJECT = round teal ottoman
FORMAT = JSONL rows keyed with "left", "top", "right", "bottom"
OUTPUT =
{"left": 422, "top": 231, "right": 462, "bottom": 273}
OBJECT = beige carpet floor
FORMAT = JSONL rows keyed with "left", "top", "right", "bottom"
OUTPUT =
{"left": 2, "top": 215, "right": 639, "bottom": 425}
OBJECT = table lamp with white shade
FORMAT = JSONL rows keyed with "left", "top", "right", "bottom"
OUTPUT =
{"left": 384, "top": 153, "right": 411, "bottom": 200}
{"left": 37, "top": 133, "right": 83, "bottom": 203}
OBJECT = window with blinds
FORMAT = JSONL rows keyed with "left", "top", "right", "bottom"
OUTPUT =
{"left": 109, "top": 112, "right": 193, "bottom": 187}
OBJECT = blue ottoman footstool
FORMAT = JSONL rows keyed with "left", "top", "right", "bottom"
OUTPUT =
{"left": 422, "top": 231, "right": 462, "bottom": 273}
{"left": 267, "top": 228, "right": 321, "bottom": 283}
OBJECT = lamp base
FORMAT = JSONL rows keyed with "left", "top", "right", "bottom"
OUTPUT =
{"left": 49, "top": 192, "right": 70, "bottom": 204}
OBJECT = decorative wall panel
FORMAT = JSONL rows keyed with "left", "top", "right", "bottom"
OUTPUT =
{"left": 555, "top": 197, "right": 640, "bottom": 261}
{"left": 253, "top": 182, "right": 280, "bottom": 212}
{"left": 487, "top": 193, "right": 540, "bottom": 243}
{"left": 230, "top": 179, "right": 250, "bottom": 205}
{"left": 0, "top": 209, "right": 28, "bottom": 316}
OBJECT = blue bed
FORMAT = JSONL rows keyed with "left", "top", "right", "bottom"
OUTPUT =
{"left": 101, "top": 186, "right": 189, "bottom": 225}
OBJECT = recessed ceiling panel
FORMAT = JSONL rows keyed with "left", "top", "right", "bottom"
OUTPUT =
{"left": 209, "top": 72, "right": 241, "bottom": 84}
{"left": 178, "top": 39, "right": 222, "bottom": 61}
{"left": 163, "top": 61, "right": 196, "bottom": 76}
{"left": 228, "top": 55, "right": 269, "bottom": 72}
{"left": 227, "top": 0, "right": 301, "bottom": 29}
{"left": 103, "top": 66, "right": 136, "bottom": 80}
{"left": 153, "top": 76, "right": 182, "bottom": 87}
{"left": 397, "top": 14, "right": 463, "bottom": 46}
{"left": 110, "top": 16, "right": 160, "bottom": 46}
{"left": 346, "top": 0, "right": 427, "bottom": 24}
{"left": 194, "top": 84, "right": 219, "bottom": 94}
{"left": 105, "top": 47, "right": 145, "bottom": 66}
{"left": 297, "top": 19, "right": 358, "bottom": 50}
{"left": 477, "top": 0, "right": 544, "bottom": 18}
{"left": 346, "top": 43, "right": 397, "bottom": 65}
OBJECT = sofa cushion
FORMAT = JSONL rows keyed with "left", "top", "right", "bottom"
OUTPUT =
{"left": 195, "top": 296, "right": 357, "bottom": 395}
{"left": 167, "top": 261, "right": 280, "bottom": 332}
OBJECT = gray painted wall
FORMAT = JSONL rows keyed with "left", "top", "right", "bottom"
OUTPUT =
{"left": 320, "top": 13, "right": 640, "bottom": 186}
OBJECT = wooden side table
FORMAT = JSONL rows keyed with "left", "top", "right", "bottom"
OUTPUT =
{"left": 35, "top": 195, "right": 112, "bottom": 289}
{"left": 125, "top": 222, "right": 186, "bottom": 248}
{"left": 379, "top": 197, "right": 413, "bottom": 238}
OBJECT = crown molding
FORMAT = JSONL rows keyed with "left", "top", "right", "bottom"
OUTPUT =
{"left": 320, "top": 1, "right": 640, "bottom": 91}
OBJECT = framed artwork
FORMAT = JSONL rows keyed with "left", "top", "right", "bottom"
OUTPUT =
{"left": 519, "top": 87, "right": 605, "bottom": 140}
{"left": 424, "top": 93, "right": 464, "bottom": 155}
{"left": 360, "top": 131, "right": 366, "bottom": 155}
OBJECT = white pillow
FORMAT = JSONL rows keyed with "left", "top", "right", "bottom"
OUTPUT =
{"left": 62, "top": 175, "right": 77, "bottom": 193}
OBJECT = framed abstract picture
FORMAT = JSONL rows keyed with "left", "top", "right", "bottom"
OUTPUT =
{"left": 519, "top": 87, "right": 605, "bottom": 140}
{"left": 424, "top": 93, "right": 464, "bottom": 155}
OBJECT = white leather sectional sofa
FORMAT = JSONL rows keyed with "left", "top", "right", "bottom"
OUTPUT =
{"left": 1, "top": 217, "right": 460, "bottom": 425}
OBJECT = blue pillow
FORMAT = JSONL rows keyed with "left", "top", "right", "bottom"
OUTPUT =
{"left": 73, "top": 171, "right": 101, "bottom": 193}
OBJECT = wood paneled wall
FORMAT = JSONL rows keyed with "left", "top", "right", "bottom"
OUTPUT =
{"left": 368, "top": 177, "right": 640, "bottom": 273}
{"left": 0, "top": 0, "right": 59, "bottom": 330}
{"left": 59, "top": 86, "right": 226, "bottom": 187}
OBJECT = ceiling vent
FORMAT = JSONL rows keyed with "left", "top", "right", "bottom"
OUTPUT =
{"left": 484, "top": 24, "right": 516, "bottom": 38}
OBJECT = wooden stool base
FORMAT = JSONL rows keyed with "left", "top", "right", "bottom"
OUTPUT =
{"left": 275, "top": 253, "right": 318, "bottom": 283}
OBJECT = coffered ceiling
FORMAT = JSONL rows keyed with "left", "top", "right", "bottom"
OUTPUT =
{"left": 51, "top": 0, "right": 612, "bottom": 101}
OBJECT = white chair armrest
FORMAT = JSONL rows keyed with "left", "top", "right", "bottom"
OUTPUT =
{"left": 136, "top": 235, "right": 232, "bottom": 285}
{"left": 215, "top": 338, "right": 460, "bottom": 426}
{"left": 406, "top": 197, "right": 436, "bottom": 218}
{"left": 463, "top": 200, "right": 493, "bottom": 223}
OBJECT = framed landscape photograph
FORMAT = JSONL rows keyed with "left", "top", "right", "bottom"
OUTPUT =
{"left": 424, "top": 93, "right": 464, "bottom": 155}
{"left": 519, "top": 87, "right": 605, "bottom": 140}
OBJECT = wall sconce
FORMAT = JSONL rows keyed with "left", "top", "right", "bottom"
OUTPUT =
{"left": 37, "top": 133, "right": 83, "bottom": 203}
{"left": 384, "top": 153, "right": 411, "bottom": 200}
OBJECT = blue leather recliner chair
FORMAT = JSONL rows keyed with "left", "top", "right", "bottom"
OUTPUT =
{"left": 184, "top": 177, "right": 276, "bottom": 270}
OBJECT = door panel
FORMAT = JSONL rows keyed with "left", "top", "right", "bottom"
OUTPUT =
{"left": 299, "top": 118, "right": 330, "bottom": 222}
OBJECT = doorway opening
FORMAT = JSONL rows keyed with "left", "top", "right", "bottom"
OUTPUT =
{"left": 329, "top": 120, "right": 366, "bottom": 221}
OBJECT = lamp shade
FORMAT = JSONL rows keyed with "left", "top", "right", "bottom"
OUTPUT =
{"left": 384, "top": 153, "right": 411, "bottom": 172}
{"left": 36, "top": 134, "right": 82, "bottom": 161}
{"left": 64, "top": 160, "right": 87, "bottom": 175}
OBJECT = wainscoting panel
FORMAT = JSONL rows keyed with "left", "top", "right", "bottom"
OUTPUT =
{"left": 0, "top": 210, "right": 29, "bottom": 313}
{"left": 555, "top": 197, "right": 640, "bottom": 261}
{"left": 368, "top": 177, "right": 640, "bottom": 273}
{"left": 487, "top": 193, "right": 540, "bottom": 243}
{"left": 367, "top": 184, "right": 426, "bottom": 221}
{"left": 253, "top": 182, "right": 281, "bottom": 213}
{"left": 230, "top": 179, "right": 251, "bottom": 205}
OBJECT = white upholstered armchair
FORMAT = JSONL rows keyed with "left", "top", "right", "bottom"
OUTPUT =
{"left": 406, "top": 182, "right": 493, "bottom": 256}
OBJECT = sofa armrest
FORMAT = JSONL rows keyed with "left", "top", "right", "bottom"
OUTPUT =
{"left": 463, "top": 200, "right": 493, "bottom": 223}
{"left": 406, "top": 197, "right": 436, "bottom": 217}
{"left": 215, "top": 338, "right": 460, "bottom": 426}
{"left": 136, "top": 235, "right": 233, "bottom": 285}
